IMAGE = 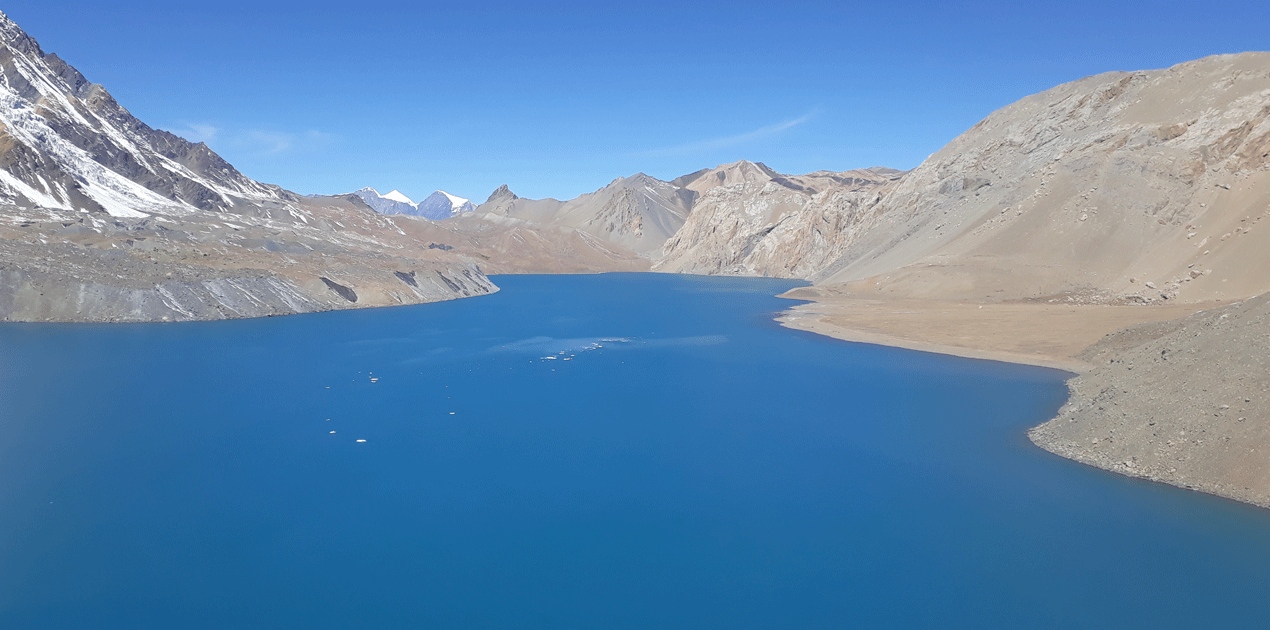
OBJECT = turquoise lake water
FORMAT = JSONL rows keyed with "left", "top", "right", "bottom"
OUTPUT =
{"left": 1, "top": 273, "right": 1269, "bottom": 628}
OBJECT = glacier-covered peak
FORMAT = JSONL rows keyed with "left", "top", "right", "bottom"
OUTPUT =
{"left": 383, "top": 189, "right": 414, "bottom": 204}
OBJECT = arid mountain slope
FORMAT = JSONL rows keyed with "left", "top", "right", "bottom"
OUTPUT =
{"left": 0, "top": 12, "right": 495, "bottom": 322}
{"left": 656, "top": 162, "right": 902, "bottom": 277}
{"left": 671, "top": 160, "right": 783, "bottom": 195}
{"left": 371, "top": 209, "right": 651, "bottom": 274}
{"left": 475, "top": 173, "right": 694, "bottom": 257}
{"left": 816, "top": 53, "right": 1270, "bottom": 304}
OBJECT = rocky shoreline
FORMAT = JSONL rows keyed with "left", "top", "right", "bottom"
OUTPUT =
{"left": 1028, "top": 292, "right": 1270, "bottom": 509}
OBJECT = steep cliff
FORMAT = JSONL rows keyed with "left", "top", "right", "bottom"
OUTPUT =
{"left": 656, "top": 162, "right": 902, "bottom": 277}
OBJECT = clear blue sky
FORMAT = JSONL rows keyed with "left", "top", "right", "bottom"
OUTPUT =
{"left": 4, "top": 1, "right": 1267, "bottom": 202}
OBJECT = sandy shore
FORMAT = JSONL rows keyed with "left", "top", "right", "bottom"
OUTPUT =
{"left": 775, "top": 285, "right": 1221, "bottom": 373}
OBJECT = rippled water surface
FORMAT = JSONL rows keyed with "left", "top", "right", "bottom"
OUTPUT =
{"left": 2, "top": 273, "right": 1268, "bottom": 628}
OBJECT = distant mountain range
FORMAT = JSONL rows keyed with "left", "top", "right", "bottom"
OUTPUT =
{"left": 350, "top": 187, "right": 475, "bottom": 219}
{"left": 345, "top": 160, "right": 897, "bottom": 266}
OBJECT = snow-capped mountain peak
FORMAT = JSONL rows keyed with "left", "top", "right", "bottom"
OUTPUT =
{"left": 347, "top": 187, "right": 475, "bottom": 220}
{"left": 350, "top": 187, "right": 416, "bottom": 215}
{"left": 382, "top": 189, "right": 414, "bottom": 204}
{"left": 418, "top": 190, "right": 475, "bottom": 219}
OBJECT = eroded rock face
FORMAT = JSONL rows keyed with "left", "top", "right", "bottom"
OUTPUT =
{"left": 655, "top": 164, "right": 902, "bottom": 277}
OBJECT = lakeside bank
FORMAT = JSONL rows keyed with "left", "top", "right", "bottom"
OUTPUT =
{"left": 776, "top": 285, "right": 1270, "bottom": 510}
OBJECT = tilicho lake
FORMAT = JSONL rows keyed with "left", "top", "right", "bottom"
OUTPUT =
{"left": 2, "top": 273, "right": 1268, "bottom": 628}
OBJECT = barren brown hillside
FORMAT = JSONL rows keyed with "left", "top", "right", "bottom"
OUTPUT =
{"left": 816, "top": 53, "right": 1270, "bottom": 305}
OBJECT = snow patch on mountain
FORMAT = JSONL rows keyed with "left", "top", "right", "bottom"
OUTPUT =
{"left": 440, "top": 191, "right": 469, "bottom": 208}
{"left": 0, "top": 89, "right": 183, "bottom": 217}
{"left": 0, "top": 11, "right": 285, "bottom": 216}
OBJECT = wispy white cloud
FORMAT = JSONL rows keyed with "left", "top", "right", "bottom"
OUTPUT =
{"left": 244, "top": 130, "right": 295, "bottom": 154}
{"left": 170, "top": 124, "right": 336, "bottom": 155}
{"left": 173, "top": 123, "right": 218, "bottom": 144}
{"left": 639, "top": 110, "right": 821, "bottom": 157}
{"left": 239, "top": 129, "right": 337, "bottom": 155}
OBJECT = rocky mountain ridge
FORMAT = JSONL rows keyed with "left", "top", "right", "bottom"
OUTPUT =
{"left": 754, "top": 52, "right": 1270, "bottom": 510}
{"left": 0, "top": 14, "right": 290, "bottom": 218}
{"left": 0, "top": 12, "right": 496, "bottom": 322}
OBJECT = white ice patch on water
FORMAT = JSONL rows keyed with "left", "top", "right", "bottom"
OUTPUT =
{"left": 643, "top": 335, "right": 728, "bottom": 347}
{"left": 494, "top": 336, "right": 624, "bottom": 354}
{"left": 494, "top": 335, "right": 725, "bottom": 355}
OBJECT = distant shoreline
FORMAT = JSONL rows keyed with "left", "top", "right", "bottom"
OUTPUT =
{"left": 772, "top": 286, "right": 1215, "bottom": 374}
{"left": 776, "top": 304, "right": 1090, "bottom": 374}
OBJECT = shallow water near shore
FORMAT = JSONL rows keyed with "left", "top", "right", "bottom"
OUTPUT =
{"left": 2, "top": 273, "right": 1268, "bottom": 628}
